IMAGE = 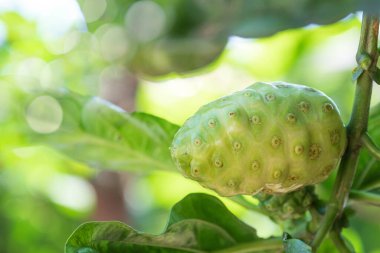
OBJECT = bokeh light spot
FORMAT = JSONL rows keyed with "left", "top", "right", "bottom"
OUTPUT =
{"left": 98, "top": 25, "right": 129, "bottom": 61}
{"left": 0, "top": 82, "right": 12, "bottom": 121}
{"left": 47, "top": 174, "right": 96, "bottom": 212}
{"left": 15, "top": 57, "right": 47, "bottom": 90}
{"left": 81, "top": 0, "right": 107, "bottom": 23}
{"left": 44, "top": 30, "right": 81, "bottom": 55}
{"left": 0, "top": 21, "right": 8, "bottom": 46}
{"left": 125, "top": 0, "right": 166, "bottom": 42}
{"left": 26, "top": 95, "right": 63, "bottom": 134}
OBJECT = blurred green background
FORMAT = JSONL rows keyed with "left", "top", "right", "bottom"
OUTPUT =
{"left": 1, "top": 1, "right": 380, "bottom": 253}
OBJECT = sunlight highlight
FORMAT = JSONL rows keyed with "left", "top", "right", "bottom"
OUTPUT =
{"left": 26, "top": 95, "right": 63, "bottom": 134}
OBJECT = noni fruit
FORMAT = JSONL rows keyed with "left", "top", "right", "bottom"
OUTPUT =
{"left": 170, "top": 82, "right": 347, "bottom": 196}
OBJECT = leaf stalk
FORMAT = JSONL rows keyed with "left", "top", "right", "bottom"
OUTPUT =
{"left": 361, "top": 133, "right": 380, "bottom": 160}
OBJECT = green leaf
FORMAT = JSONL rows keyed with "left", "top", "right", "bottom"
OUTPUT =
{"left": 129, "top": 37, "right": 227, "bottom": 76}
{"left": 65, "top": 193, "right": 283, "bottom": 253}
{"left": 77, "top": 0, "right": 380, "bottom": 76}
{"left": 283, "top": 233, "right": 312, "bottom": 253}
{"left": 29, "top": 90, "right": 179, "bottom": 172}
{"left": 352, "top": 67, "right": 364, "bottom": 82}
{"left": 66, "top": 221, "right": 236, "bottom": 253}
{"left": 167, "top": 193, "right": 259, "bottom": 242}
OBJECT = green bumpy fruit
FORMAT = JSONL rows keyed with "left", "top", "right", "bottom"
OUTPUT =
{"left": 170, "top": 82, "right": 347, "bottom": 196}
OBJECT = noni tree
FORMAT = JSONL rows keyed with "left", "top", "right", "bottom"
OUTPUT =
{"left": 6, "top": 1, "right": 380, "bottom": 253}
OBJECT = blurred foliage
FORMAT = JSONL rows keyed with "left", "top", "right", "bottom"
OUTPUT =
{"left": 27, "top": 90, "right": 179, "bottom": 172}
{"left": 77, "top": 0, "right": 380, "bottom": 76}
{"left": 0, "top": 1, "right": 380, "bottom": 253}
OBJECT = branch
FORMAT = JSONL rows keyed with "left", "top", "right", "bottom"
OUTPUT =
{"left": 311, "top": 13, "right": 379, "bottom": 250}
{"left": 349, "top": 189, "right": 380, "bottom": 207}
{"left": 361, "top": 133, "right": 380, "bottom": 160}
{"left": 354, "top": 157, "right": 376, "bottom": 188}
{"left": 329, "top": 228, "right": 354, "bottom": 253}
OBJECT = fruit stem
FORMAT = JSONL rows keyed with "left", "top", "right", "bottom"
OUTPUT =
{"left": 361, "top": 133, "right": 380, "bottom": 160}
{"left": 227, "top": 195, "right": 270, "bottom": 216}
{"left": 311, "top": 13, "right": 379, "bottom": 250}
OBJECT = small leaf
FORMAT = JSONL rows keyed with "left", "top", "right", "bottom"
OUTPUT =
{"left": 283, "top": 233, "right": 312, "bottom": 253}
{"left": 352, "top": 66, "right": 364, "bottom": 82}
{"left": 28, "top": 90, "right": 179, "bottom": 172}
{"left": 65, "top": 193, "right": 283, "bottom": 253}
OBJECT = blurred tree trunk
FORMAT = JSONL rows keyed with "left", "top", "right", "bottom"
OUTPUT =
{"left": 90, "top": 69, "right": 137, "bottom": 222}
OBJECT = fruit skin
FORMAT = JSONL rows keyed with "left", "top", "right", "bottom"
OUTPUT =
{"left": 170, "top": 82, "right": 347, "bottom": 196}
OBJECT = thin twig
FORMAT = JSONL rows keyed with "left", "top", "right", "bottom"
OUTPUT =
{"left": 354, "top": 157, "right": 376, "bottom": 188}
{"left": 361, "top": 133, "right": 380, "bottom": 160}
{"left": 361, "top": 180, "right": 380, "bottom": 191}
{"left": 227, "top": 195, "right": 269, "bottom": 216}
{"left": 349, "top": 189, "right": 380, "bottom": 207}
{"left": 329, "top": 228, "right": 353, "bottom": 253}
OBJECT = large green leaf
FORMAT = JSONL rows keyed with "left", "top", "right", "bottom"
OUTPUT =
{"left": 65, "top": 193, "right": 283, "bottom": 253}
{"left": 77, "top": 0, "right": 380, "bottom": 76}
{"left": 28, "top": 90, "right": 179, "bottom": 172}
